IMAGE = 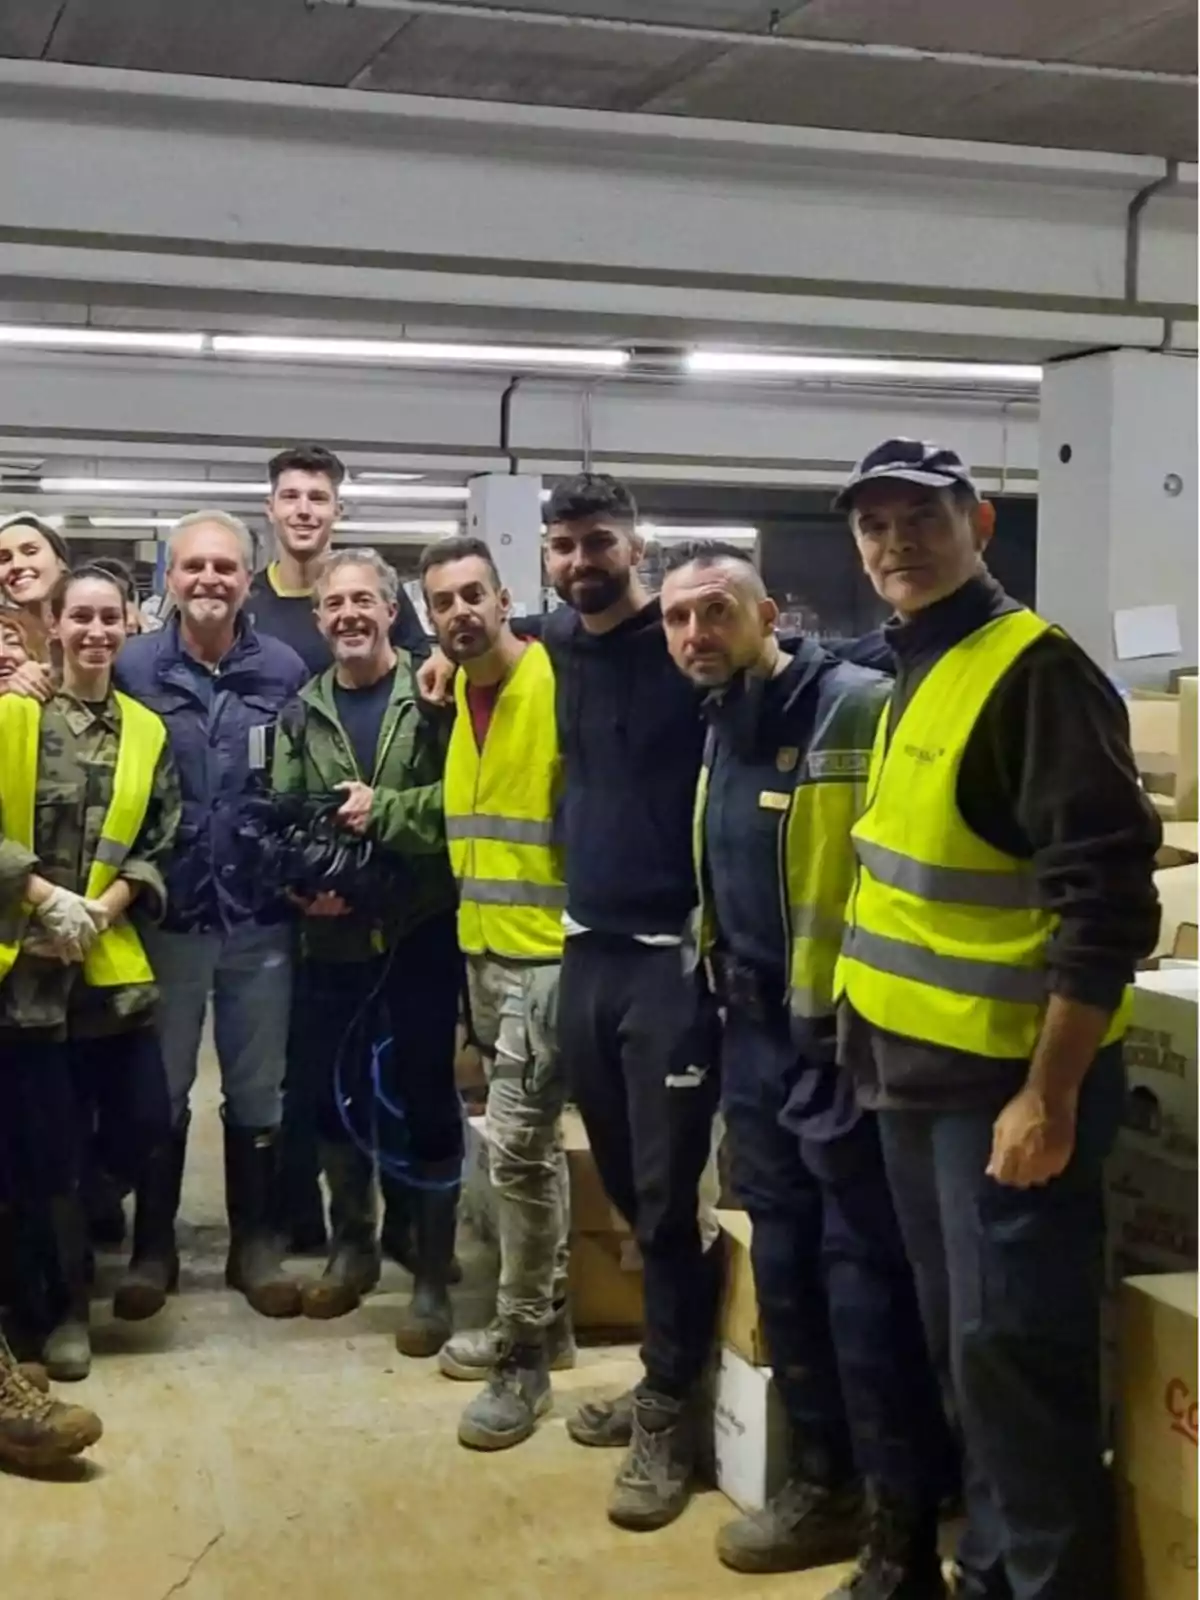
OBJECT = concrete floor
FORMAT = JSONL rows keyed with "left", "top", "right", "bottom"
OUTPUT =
{"left": 1, "top": 1055, "right": 852, "bottom": 1600}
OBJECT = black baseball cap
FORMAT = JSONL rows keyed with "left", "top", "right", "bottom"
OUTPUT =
{"left": 834, "top": 438, "right": 979, "bottom": 511}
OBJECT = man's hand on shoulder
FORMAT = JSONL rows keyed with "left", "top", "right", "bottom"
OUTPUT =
{"left": 417, "top": 647, "right": 457, "bottom": 707}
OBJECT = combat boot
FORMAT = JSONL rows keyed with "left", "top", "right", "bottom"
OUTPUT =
{"left": 439, "top": 1300, "right": 576, "bottom": 1381}
{"left": 113, "top": 1117, "right": 188, "bottom": 1322}
{"left": 223, "top": 1121, "right": 301, "bottom": 1319}
{"left": 824, "top": 1489, "right": 946, "bottom": 1600}
{"left": 717, "top": 1475, "right": 864, "bottom": 1573}
{"left": 567, "top": 1385, "right": 636, "bottom": 1448}
{"left": 0, "top": 1333, "right": 102, "bottom": 1470}
{"left": 457, "top": 1334, "right": 552, "bottom": 1451}
{"left": 301, "top": 1143, "right": 381, "bottom": 1320}
{"left": 394, "top": 1169, "right": 458, "bottom": 1358}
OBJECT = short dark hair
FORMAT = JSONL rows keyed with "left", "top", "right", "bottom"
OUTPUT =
{"left": 267, "top": 445, "right": 346, "bottom": 490}
{"left": 418, "top": 535, "right": 501, "bottom": 591}
{"left": 662, "top": 539, "right": 760, "bottom": 576}
{"left": 544, "top": 472, "right": 637, "bottom": 527}
{"left": 87, "top": 555, "right": 137, "bottom": 603}
{"left": 48, "top": 563, "right": 131, "bottom": 619}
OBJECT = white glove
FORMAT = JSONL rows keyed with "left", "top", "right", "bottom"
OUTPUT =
{"left": 34, "top": 885, "right": 101, "bottom": 962}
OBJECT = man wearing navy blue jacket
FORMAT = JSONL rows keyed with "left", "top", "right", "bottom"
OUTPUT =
{"left": 115, "top": 511, "right": 308, "bottom": 1321}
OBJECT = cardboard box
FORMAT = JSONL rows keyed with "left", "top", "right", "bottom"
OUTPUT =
{"left": 1117, "top": 1479, "right": 1198, "bottom": 1600}
{"left": 710, "top": 1345, "right": 788, "bottom": 1514}
{"left": 1106, "top": 1149, "right": 1198, "bottom": 1283}
{"left": 717, "top": 1210, "right": 769, "bottom": 1367}
{"left": 568, "top": 1232, "right": 643, "bottom": 1336}
{"left": 1156, "top": 822, "right": 1200, "bottom": 871}
{"left": 562, "top": 1109, "right": 631, "bottom": 1236}
{"left": 1117, "top": 1274, "right": 1198, "bottom": 1518}
{"left": 1130, "top": 679, "right": 1198, "bottom": 823}
{"left": 1121, "top": 969, "right": 1198, "bottom": 1170}
{"left": 1153, "top": 863, "right": 1200, "bottom": 960}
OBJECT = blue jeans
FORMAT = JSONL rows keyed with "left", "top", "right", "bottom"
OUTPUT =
{"left": 875, "top": 1047, "right": 1125, "bottom": 1600}
{"left": 722, "top": 1005, "right": 956, "bottom": 1499}
{"left": 144, "top": 922, "right": 293, "bottom": 1130}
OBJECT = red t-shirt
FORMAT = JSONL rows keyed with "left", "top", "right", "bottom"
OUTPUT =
{"left": 465, "top": 680, "right": 500, "bottom": 750}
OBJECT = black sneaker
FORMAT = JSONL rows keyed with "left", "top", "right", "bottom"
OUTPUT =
{"left": 824, "top": 1490, "right": 946, "bottom": 1600}
{"left": 607, "top": 1391, "right": 696, "bottom": 1532}
{"left": 717, "top": 1477, "right": 864, "bottom": 1574}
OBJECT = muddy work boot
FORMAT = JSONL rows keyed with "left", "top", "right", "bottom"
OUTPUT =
{"left": 825, "top": 1490, "right": 946, "bottom": 1600}
{"left": 394, "top": 1175, "right": 459, "bottom": 1359}
{"left": 113, "top": 1120, "right": 188, "bottom": 1322}
{"left": 223, "top": 1122, "right": 302, "bottom": 1319}
{"left": 608, "top": 1390, "right": 698, "bottom": 1532}
{"left": 301, "top": 1144, "right": 381, "bottom": 1320}
{"left": 0, "top": 1334, "right": 103, "bottom": 1471}
{"left": 567, "top": 1384, "right": 636, "bottom": 1448}
{"left": 440, "top": 1301, "right": 577, "bottom": 1382}
{"left": 718, "top": 1475, "right": 865, "bottom": 1574}
{"left": 457, "top": 1337, "right": 552, "bottom": 1451}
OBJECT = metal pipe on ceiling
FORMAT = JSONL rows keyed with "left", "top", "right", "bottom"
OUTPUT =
{"left": 315, "top": 0, "right": 1198, "bottom": 86}
{"left": 1125, "top": 157, "right": 1182, "bottom": 303}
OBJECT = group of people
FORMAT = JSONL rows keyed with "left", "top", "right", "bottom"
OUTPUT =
{"left": 0, "top": 438, "right": 1161, "bottom": 1600}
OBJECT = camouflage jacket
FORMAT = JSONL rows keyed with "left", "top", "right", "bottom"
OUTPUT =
{"left": 272, "top": 654, "right": 456, "bottom": 963}
{"left": 0, "top": 690, "right": 182, "bottom": 1039}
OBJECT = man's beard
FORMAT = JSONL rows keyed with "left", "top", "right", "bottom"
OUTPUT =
{"left": 556, "top": 570, "right": 629, "bottom": 616}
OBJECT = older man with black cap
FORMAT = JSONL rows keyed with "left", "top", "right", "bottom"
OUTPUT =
{"left": 832, "top": 439, "right": 1162, "bottom": 1600}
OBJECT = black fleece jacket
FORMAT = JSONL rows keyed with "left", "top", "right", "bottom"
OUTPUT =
{"left": 841, "top": 572, "right": 1162, "bottom": 1110}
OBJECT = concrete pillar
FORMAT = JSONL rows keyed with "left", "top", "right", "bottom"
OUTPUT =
{"left": 467, "top": 473, "right": 544, "bottom": 616}
{"left": 1037, "top": 349, "right": 1197, "bottom": 686}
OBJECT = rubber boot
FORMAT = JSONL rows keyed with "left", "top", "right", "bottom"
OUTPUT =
{"left": 301, "top": 1143, "right": 381, "bottom": 1320}
{"left": 41, "top": 1197, "right": 92, "bottom": 1383}
{"left": 222, "top": 1121, "right": 302, "bottom": 1319}
{"left": 394, "top": 1171, "right": 459, "bottom": 1358}
{"left": 0, "top": 1329, "right": 102, "bottom": 1471}
{"left": 824, "top": 1489, "right": 946, "bottom": 1600}
{"left": 382, "top": 1175, "right": 463, "bottom": 1284}
{"left": 113, "top": 1117, "right": 188, "bottom": 1322}
{"left": 84, "top": 1166, "right": 128, "bottom": 1250}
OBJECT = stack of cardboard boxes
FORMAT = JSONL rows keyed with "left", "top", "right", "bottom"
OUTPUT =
{"left": 1116, "top": 1274, "right": 1198, "bottom": 1600}
{"left": 1128, "top": 675, "right": 1198, "bottom": 828}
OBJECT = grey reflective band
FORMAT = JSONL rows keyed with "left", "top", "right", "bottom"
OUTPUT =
{"left": 790, "top": 903, "right": 849, "bottom": 945}
{"left": 843, "top": 926, "right": 1047, "bottom": 1005}
{"left": 854, "top": 838, "right": 1040, "bottom": 911}
{"left": 460, "top": 878, "right": 567, "bottom": 909}
{"left": 446, "top": 815, "right": 556, "bottom": 846}
{"left": 93, "top": 835, "right": 129, "bottom": 870}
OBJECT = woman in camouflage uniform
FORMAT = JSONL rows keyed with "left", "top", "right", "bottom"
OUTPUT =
{"left": 0, "top": 566, "right": 180, "bottom": 1381}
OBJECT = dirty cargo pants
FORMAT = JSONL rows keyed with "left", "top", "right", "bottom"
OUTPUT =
{"left": 467, "top": 955, "right": 569, "bottom": 1336}
{"left": 875, "top": 1046, "right": 1124, "bottom": 1600}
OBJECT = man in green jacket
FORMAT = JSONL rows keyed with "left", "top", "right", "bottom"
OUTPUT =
{"left": 272, "top": 548, "right": 462, "bottom": 1357}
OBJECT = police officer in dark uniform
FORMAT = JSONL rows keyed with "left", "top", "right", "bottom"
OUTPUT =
{"left": 660, "top": 543, "right": 955, "bottom": 1600}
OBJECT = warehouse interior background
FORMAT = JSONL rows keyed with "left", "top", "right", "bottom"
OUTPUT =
{"left": 0, "top": 5, "right": 1197, "bottom": 1598}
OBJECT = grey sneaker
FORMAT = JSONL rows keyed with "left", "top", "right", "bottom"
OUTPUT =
{"left": 716, "top": 1477, "right": 864, "bottom": 1574}
{"left": 567, "top": 1385, "right": 636, "bottom": 1448}
{"left": 607, "top": 1392, "right": 696, "bottom": 1531}
{"left": 457, "top": 1345, "right": 552, "bottom": 1451}
{"left": 440, "top": 1307, "right": 578, "bottom": 1382}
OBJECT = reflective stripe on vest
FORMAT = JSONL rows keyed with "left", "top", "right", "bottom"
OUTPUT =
{"left": 836, "top": 609, "right": 1131, "bottom": 1057}
{"left": 443, "top": 642, "right": 565, "bottom": 961}
{"left": 692, "top": 665, "right": 889, "bottom": 1022}
{"left": 0, "top": 692, "right": 167, "bottom": 988}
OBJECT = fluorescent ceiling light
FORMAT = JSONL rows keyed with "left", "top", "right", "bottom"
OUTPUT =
{"left": 35, "top": 478, "right": 469, "bottom": 503}
{"left": 212, "top": 335, "right": 629, "bottom": 371}
{"left": 87, "top": 517, "right": 175, "bottom": 530}
{"left": 0, "top": 325, "right": 207, "bottom": 354}
{"left": 686, "top": 352, "right": 1042, "bottom": 384}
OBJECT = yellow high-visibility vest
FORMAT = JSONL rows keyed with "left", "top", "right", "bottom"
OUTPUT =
{"left": 836, "top": 608, "right": 1131, "bottom": 1058}
{"left": 444, "top": 642, "right": 565, "bottom": 960}
{"left": 693, "top": 663, "right": 889, "bottom": 1022}
{"left": 0, "top": 692, "right": 167, "bottom": 988}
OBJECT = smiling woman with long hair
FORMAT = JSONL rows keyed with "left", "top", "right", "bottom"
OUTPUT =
{"left": 0, "top": 566, "right": 181, "bottom": 1382}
